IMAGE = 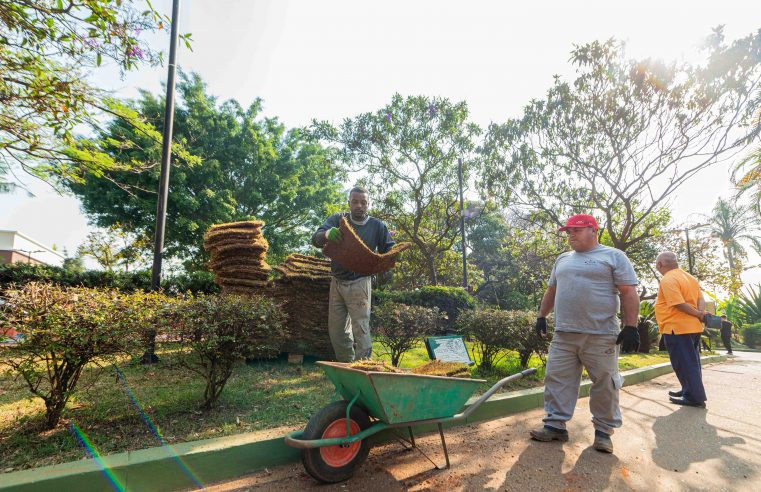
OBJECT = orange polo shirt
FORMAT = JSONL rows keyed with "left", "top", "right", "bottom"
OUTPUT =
{"left": 655, "top": 268, "right": 703, "bottom": 335}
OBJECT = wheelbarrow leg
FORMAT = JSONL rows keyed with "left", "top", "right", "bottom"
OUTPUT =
{"left": 437, "top": 423, "right": 450, "bottom": 469}
{"left": 408, "top": 426, "right": 416, "bottom": 448}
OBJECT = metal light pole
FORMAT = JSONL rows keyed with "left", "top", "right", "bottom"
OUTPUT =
{"left": 458, "top": 158, "right": 468, "bottom": 291}
{"left": 143, "top": 0, "right": 181, "bottom": 364}
{"left": 684, "top": 227, "right": 694, "bottom": 275}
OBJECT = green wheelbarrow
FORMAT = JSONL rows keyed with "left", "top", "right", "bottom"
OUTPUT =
{"left": 284, "top": 361, "right": 537, "bottom": 483}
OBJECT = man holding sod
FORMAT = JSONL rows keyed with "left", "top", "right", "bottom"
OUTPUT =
{"left": 531, "top": 214, "right": 640, "bottom": 454}
{"left": 312, "top": 187, "right": 395, "bottom": 362}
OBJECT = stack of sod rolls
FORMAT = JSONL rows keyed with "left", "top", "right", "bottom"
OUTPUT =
{"left": 203, "top": 220, "right": 271, "bottom": 295}
{"left": 272, "top": 254, "right": 333, "bottom": 359}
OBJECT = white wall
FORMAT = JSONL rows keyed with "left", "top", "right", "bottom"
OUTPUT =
{"left": 0, "top": 230, "right": 65, "bottom": 267}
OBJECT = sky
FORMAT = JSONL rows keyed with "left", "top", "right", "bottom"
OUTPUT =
{"left": 1, "top": 0, "right": 759, "bottom": 285}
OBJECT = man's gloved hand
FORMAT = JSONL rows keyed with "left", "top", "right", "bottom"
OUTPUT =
{"left": 616, "top": 325, "right": 640, "bottom": 353}
{"left": 325, "top": 227, "right": 342, "bottom": 242}
{"left": 535, "top": 317, "right": 547, "bottom": 336}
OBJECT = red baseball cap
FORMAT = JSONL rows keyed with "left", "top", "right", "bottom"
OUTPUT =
{"left": 558, "top": 214, "right": 599, "bottom": 231}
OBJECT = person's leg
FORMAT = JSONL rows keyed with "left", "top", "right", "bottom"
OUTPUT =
{"left": 328, "top": 278, "right": 354, "bottom": 362}
{"left": 664, "top": 334, "right": 686, "bottom": 392}
{"left": 345, "top": 277, "right": 372, "bottom": 360}
{"left": 670, "top": 333, "right": 707, "bottom": 403}
{"left": 541, "top": 332, "right": 583, "bottom": 431}
{"left": 580, "top": 334, "right": 622, "bottom": 435}
{"left": 721, "top": 329, "right": 733, "bottom": 353}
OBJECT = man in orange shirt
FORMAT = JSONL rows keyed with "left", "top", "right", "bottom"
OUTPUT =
{"left": 654, "top": 252, "right": 707, "bottom": 408}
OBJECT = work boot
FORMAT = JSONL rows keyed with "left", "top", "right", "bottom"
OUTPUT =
{"left": 529, "top": 425, "right": 569, "bottom": 442}
{"left": 593, "top": 430, "right": 613, "bottom": 453}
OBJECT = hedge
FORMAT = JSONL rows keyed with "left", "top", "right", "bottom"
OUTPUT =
{"left": 374, "top": 286, "right": 477, "bottom": 332}
{"left": 0, "top": 263, "right": 218, "bottom": 295}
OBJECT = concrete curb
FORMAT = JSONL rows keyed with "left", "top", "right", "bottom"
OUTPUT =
{"left": 0, "top": 354, "right": 726, "bottom": 491}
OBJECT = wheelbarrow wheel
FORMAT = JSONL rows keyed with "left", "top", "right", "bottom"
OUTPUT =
{"left": 301, "top": 400, "right": 372, "bottom": 483}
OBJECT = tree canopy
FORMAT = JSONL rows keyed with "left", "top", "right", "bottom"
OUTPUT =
{"left": 312, "top": 93, "right": 481, "bottom": 285}
{"left": 67, "top": 73, "right": 345, "bottom": 267}
{"left": 482, "top": 29, "right": 761, "bottom": 256}
{"left": 0, "top": 0, "right": 188, "bottom": 191}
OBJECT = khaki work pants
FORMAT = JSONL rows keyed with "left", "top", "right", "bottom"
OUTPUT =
{"left": 543, "top": 331, "right": 624, "bottom": 435}
{"left": 328, "top": 277, "right": 372, "bottom": 362}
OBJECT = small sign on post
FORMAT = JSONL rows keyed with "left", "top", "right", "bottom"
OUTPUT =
{"left": 425, "top": 336, "right": 474, "bottom": 365}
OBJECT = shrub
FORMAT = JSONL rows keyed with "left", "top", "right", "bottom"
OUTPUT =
{"left": 741, "top": 323, "right": 761, "bottom": 348}
{"left": 739, "top": 285, "right": 761, "bottom": 325}
{"left": 169, "top": 294, "right": 287, "bottom": 409}
{"left": 501, "top": 310, "right": 551, "bottom": 368}
{"left": 374, "top": 286, "right": 476, "bottom": 333}
{"left": 0, "top": 283, "right": 141, "bottom": 429}
{"left": 456, "top": 308, "right": 553, "bottom": 371}
{"left": 373, "top": 303, "right": 443, "bottom": 366}
{"left": 456, "top": 309, "right": 511, "bottom": 371}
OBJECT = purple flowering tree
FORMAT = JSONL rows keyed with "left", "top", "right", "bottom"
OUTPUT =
{"left": 0, "top": 0, "right": 193, "bottom": 191}
{"left": 311, "top": 94, "right": 481, "bottom": 286}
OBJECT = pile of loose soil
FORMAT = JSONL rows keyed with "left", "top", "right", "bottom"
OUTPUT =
{"left": 411, "top": 360, "right": 471, "bottom": 378}
{"left": 348, "top": 360, "right": 403, "bottom": 373}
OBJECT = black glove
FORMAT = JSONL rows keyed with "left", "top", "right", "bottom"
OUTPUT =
{"left": 535, "top": 317, "right": 547, "bottom": 336}
{"left": 616, "top": 325, "right": 640, "bottom": 353}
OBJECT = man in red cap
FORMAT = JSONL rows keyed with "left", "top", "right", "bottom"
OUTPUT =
{"left": 529, "top": 214, "right": 640, "bottom": 454}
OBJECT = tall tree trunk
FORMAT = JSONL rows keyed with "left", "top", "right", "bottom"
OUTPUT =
{"left": 425, "top": 251, "right": 438, "bottom": 285}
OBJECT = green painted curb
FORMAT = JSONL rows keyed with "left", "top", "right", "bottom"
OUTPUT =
{"left": 0, "top": 354, "right": 726, "bottom": 492}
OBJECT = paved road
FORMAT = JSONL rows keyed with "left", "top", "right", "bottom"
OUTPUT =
{"left": 203, "top": 351, "right": 761, "bottom": 491}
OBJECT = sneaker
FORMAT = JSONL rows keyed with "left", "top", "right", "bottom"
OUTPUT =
{"left": 668, "top": 390, "right": 683, "bottom": 397}
{"left": 593, "top": 430, "right": 613, "bottom": 453}
{"left": 529, "top": 425, "right": 569, "bottom": 442}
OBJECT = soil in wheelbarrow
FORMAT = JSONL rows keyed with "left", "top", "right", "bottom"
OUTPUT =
{"left": 348, "top": 360, "right": 472, "bottom": 378}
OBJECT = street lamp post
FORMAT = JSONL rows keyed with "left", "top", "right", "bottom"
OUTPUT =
{"left": 458, "top": 158, "right": 468, "bottom": 291}
{"left": 685, "top": 227, "right": 694, "bottom": 274}
{"left": 143, "top": 0, "right": 181, "bottom": 364}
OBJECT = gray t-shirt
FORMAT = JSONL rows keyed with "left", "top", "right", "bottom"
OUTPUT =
{"left": 549, "top": 244, "right": 638, "bottom": 335}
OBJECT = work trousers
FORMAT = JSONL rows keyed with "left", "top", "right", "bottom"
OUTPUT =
{"left": 328, "top": 276, "right": 372, "bottom": 362}
{"left": 663, "top": 333, "right": 707, "bottom": 403}
{"left": 543, "top": 332, "right": 623, "bottom": 435}
{"left": 721, "top": 327, "right": 733, "bottom": 353}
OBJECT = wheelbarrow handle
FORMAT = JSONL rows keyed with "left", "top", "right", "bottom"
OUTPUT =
{"left": 454, "top": 368, "right": 537, "bottom": 421}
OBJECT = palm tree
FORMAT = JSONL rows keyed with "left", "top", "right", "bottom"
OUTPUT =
{"left": 702, "top": 198, "right": 761, "bottom": 294}
{"left": 734, "top": 95, "right": 761, "bottom": 212}
{"left": 735, "top": 145, "right": 760, "bottom": 212}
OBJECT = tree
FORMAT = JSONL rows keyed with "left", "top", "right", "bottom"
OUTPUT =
{"left": 67, "top": 73, "right": 345, "bottom": 267}
{"left": 0, "top": 0, "right": 189, "bottom": 189}
{"left": 61, "top": 250, "right": 85, "bottom": 274}
{"left": 648, "top": 227, "right": 731, "bottom": 293}
{"left": 701, "top": 197, "right": 761, "bottom": 294}
{"left": 482, "top": 30, "right": 761, "bottom": 256}
{"left": 76, "top": 224, "right": 150, "bottom": 272}
{"left": 312, "top": 94, "right": 481, "bottom": 285}
{"left": 734, "top": 92, "right": 761, "bottom": 211}
{"left": 467, "top": 207, "right": 566, "bottom": 310}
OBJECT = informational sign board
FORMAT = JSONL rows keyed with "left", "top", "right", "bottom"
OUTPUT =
{"left": 425, "top": 336, "right": 474, "bottom": 365}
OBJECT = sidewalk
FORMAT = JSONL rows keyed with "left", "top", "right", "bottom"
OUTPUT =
{"left": 203, "top": 351, "right": 761, "bottom": 491}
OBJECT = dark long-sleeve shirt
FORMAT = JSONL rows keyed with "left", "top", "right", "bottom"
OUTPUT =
{"left": 312, "top": 212, "right": 395, "bottom": 281}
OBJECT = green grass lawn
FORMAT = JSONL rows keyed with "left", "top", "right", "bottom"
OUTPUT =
{"left": 0, "top": 343, "right": 671, "bottom": 472}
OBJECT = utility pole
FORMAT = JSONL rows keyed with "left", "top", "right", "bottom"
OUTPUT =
{"left": 458, "top": 158, "right": 468, "bottom": 291}
{"left": 684, "top": 228, "right": 694, "bottom": 274}
{"left": 143, "top": 0, "right": 181, "bottom": 364}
